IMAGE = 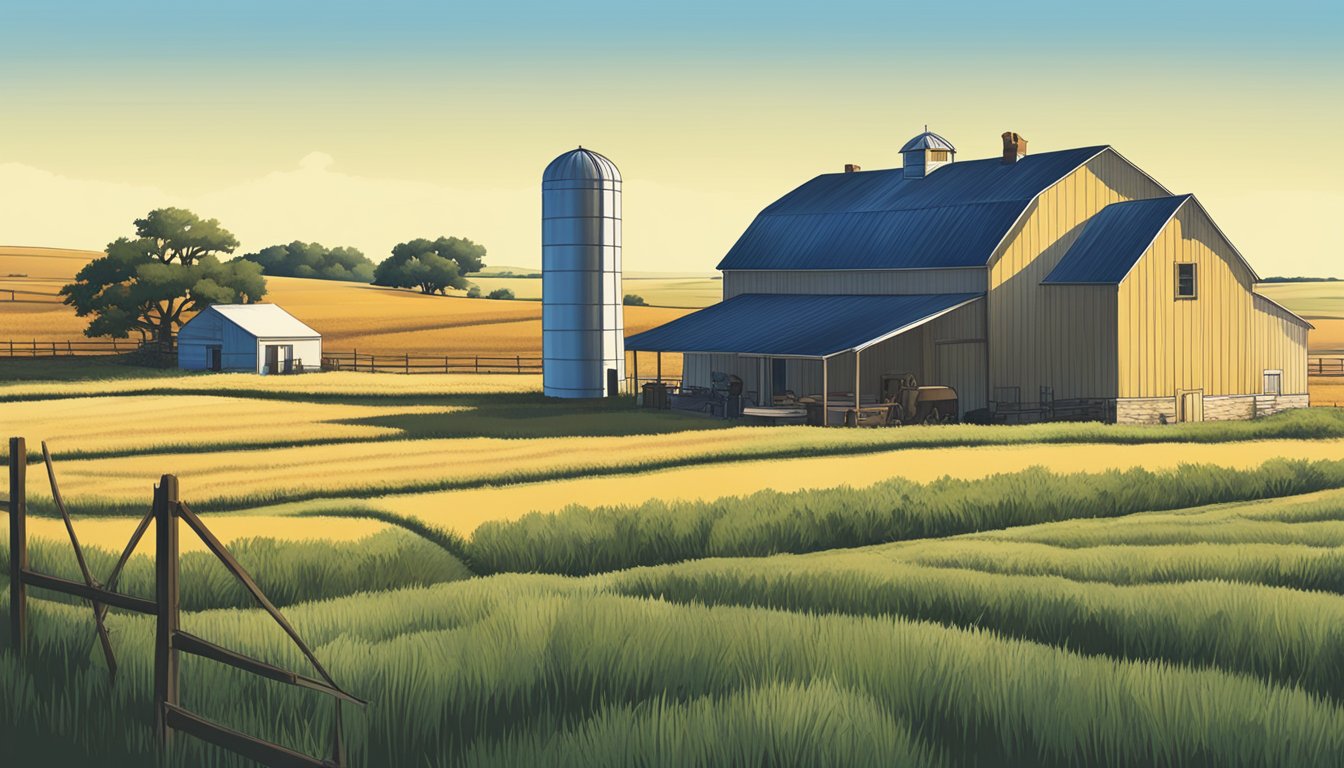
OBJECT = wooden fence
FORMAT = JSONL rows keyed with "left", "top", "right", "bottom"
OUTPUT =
{"left": 322, "top": 350, "right": 542, "bottom": 374}
{"left": 0, "top": 339, "right": 144, "bottom": 358}
{"left": 5, "top": 437, "right": 364, "bottom": 767}
{"left": 1310, "top": 356, "right": 1344, "bottom": 377}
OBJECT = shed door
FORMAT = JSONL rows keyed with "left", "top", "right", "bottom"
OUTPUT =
{"left": 265, "top": 345, "right": 279, "bottom": 374}
{"left": 208, "top": 346, "right": 222, "bottom": 372}
{"left": 934, "top": 341, "right": 987, "bottom": 417}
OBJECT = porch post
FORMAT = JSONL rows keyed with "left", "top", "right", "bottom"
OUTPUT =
{"left": 632, "top": 350, "right": 638, "bottom": 396}
{"left": 853, "top": 349, "right": 861, "bottom": 427}
{"left": 821, "top": 358, "right": 829, "bottom": 427}
{"left": 656, "top": 352, "right": 662, "bottom": 385}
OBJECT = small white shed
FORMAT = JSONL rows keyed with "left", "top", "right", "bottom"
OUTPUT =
{"left": 177, "top": 304, "right": 322, "bottom": 374}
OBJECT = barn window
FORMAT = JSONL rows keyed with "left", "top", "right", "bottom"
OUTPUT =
{"left": 1175, "top": 263, "right": 1197, "bottom": 298}
{"left": 928, "top": 149, "right": 950, "bottom": 162}
{"left": 1263, "top": 370, "right": 1282, "bottom": 395}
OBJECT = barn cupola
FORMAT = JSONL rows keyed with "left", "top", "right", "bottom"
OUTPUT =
{"left": 901, "top": 127, "right": 956, "bottom": 179}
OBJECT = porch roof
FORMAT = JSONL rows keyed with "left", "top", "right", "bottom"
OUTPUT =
{"left": 624, "top": 293, "right": 982, "bottom": 359}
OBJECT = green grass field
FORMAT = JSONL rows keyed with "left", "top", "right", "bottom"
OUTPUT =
{"left": 5, "top": 365, "right": 1344, "bottom": 765}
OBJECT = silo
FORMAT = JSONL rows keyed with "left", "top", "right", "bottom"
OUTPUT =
{"left": 542, "top": 147, "right": 625, "bottom": 398}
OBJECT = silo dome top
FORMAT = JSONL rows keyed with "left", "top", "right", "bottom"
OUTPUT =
{"left": 543, "top": 147, "right": 622, "bottom": 183}
{"left": 899, "top": 130, "right": 956, "bottom": 154}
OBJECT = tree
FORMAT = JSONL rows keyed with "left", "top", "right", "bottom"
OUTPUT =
{"left": 61, "top": 208, "right": 265, "bottom": 344}
{"left": 623, "top": 294, "right": 647, "bottom": 306}
{"left": 487, "top": 288, "right": 515, "bottom": 300}
{"left": 373, "top": 235, "right": 486, "bottom": 294}
{"left": 239, "top": 241, "right": 375, "bottom": 282}
{"left": 373, "top": 251, "right": 462, "bottom": 295}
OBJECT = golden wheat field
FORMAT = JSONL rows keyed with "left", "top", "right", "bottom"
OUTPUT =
{"left": 0, "top": 247, "right": 691, "bottom": 378}
{"left": 0, "top": 395, "right": 461, "bottom": 454}
{"left": 466, "top": 273, "right": 721, "bottom": 308}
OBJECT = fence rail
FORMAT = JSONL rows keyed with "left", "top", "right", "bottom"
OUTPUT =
{"left": 0, "top": 339, "right": 147, "bottom": 358}
{"left": 322, "top": 350, "right": 542, "bottom": 374}
{"left": 6, "top": 437, "right": 362, "bottom": 767}
{"left": 1310, "top": 356, "right": 1344, "bottom": 377}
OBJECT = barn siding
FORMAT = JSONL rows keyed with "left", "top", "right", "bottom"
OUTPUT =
{"left": 1116, "top": 203, "right": 1308, "bottom": 399}
{"left": 722, "top": 268, "right": 986, "bottom": 298}
{"left": 987, "top": 148, "right": 1165, "bottom": 401}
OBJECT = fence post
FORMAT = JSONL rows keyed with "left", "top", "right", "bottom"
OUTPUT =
{"left": 405, "top": 353, "right": 409, "bottom": 374}
{"left": 8, "top": 437, "right": 26, "bottom": 657}
{"left": 516, "top": 355, "right": 521, "bottom": 373}
{"left": 474, "top": 356, "right": 479, "bottom": 374}
{"left": 154, "top": 474, "right": 181, "bottom": 750}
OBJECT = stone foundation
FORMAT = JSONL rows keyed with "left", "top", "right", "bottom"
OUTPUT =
{"left": 1115, "top": 393, "right": 1310, "bottom": 424}
{"left": 1114, "top": 397, "right": 1177, "bottom": 425}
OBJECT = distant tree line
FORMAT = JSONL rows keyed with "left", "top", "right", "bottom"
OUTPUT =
{"left": 238, "top": 241, "right": 375, "bottom": 282}
{"left": 1260, "top": 276, "right": 1341, "bottom": 283}
{"left": 60, "top": 207, "right": 513, "bottom": 344}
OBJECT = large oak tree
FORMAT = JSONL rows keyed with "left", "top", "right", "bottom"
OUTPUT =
{"left": 61, "top": 208, "right": 266, "bottom": 344}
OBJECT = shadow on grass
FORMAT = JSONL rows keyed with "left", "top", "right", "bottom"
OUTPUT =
{"left": 332, "top": 396, "right": 734, "bottom": 439}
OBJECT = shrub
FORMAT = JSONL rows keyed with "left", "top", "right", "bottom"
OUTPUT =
{"left": 487, "top": 288, "right": 515, "bottom": 300}
{"left": 623, "top": 294, "right": 647, "bottom": 306}
{"left": 466, "top": 285, "right": 482, "bottom": 298}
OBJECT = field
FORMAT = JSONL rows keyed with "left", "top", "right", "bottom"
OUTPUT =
{"left": 6, "top": 364, "right": 1344, "bottom": 764}
{"left": 5, "top": 244, "right": 1344, "bottom": 765}
{"left": 0, "top": 247, "right": 692, "bottom": 367}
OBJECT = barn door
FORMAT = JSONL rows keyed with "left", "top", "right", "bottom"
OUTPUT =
{"left": 264, "top": 345, "right": 279, "bottom": 374}
{"left": 208, "top": 346, "right": 222, "bottom": 372}
{"left": 934, "top": 341, "right": 987, "bottom": 417}
{"left": 1177, "top": 390, "right": 1204, "bottom": 422}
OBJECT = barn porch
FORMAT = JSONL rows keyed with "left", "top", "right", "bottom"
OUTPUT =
{"left": 624, "top": 293, "right": 987, "bottom": 426}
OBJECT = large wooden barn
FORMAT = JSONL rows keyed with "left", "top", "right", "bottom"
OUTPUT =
{"left": 627, "top": 130, "right": 1311, "bottom": 424}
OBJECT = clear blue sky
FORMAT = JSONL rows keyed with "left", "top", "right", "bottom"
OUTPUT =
{"left": 2, "top": 1, "right": 1341, "bottom": 274}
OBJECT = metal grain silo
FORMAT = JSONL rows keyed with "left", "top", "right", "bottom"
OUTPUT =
{"left": 542, "top": 147, "right": 625, "bottom": 398}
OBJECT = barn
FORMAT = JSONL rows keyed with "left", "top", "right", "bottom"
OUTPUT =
{"left": 626, "top": 130, "right": 1311, "bottom": 425}
{"left": 177, "top": 304, "right": 321, "bottom": 374}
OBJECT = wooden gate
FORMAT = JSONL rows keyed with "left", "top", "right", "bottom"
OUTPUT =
{"left": 5, "top": 437, "right": 364, "bottom": 767}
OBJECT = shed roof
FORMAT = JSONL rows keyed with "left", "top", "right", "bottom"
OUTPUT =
{"left": 717, "top": 145, "right": 1118, "bottom": 271}
{"left": 206, "top": 304, "right": 320, "bottom": 338}
{"left": 624, "top": 293, "right": 982, "bottom": 358}
{"left": 1042, "top": 195, "right": 1192, "bottom": 285}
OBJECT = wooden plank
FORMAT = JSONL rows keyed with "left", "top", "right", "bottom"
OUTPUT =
{"left": 96, "top": 505, "right": 155, "bottom": 623}
{"left": 163, "top": 704, "right": 336, "bottom": 768}
{"left": 176, "top": 502, "right": 349, "bottom": 697}
{"left": 8, "top": 437, "right": 26, "bottom": 656}
{"left": 174, "top": 631, "right": 366, "bottom": 706}
{"left": 41, "top": 442, "right": 118, "bottom": 680}
{"left": 154, "top": 475, "right": 180, "bottom": 747}
{"left": 21, "top": 570, "right": 157, "bottom": 614}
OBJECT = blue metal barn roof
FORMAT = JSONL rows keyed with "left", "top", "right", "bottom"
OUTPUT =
{"left": 1042, "top": 195, "right": 1192, "bottom": 285}
{"left": 624, "top": 293, "right": 982, "bottom": 358}
{"left": 717, "top": 145, "right": 1110, "bottom": 271}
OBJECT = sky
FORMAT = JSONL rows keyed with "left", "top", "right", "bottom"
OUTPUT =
{"left": 1, "top": 1, "right": 1341, "bottom": 276}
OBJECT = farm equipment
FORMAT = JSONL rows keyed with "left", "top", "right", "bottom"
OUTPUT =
{"left": 881, "top": 373, "right": 959, "bottom": 425}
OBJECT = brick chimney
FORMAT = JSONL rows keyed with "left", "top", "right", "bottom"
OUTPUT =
{"left": 1001, "top": 132, "right": 1028, "bottom": 164}
{"left": 844, "top": 163, "right": 862, "bottom": 173}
